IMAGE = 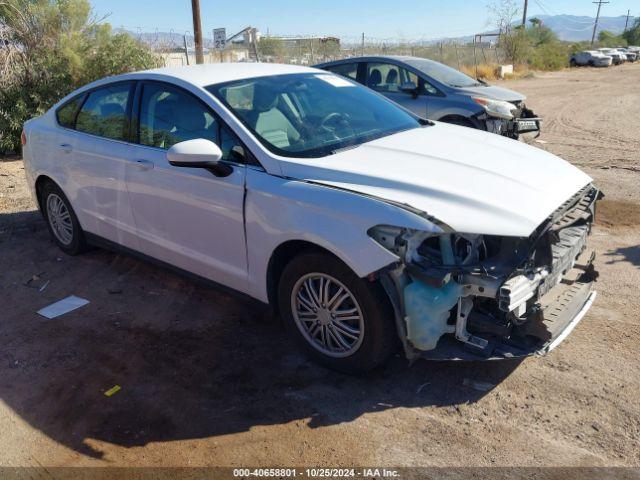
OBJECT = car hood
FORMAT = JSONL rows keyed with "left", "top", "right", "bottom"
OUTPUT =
{"left": 278, "top": 124, "right": 592, "bottom": 237}
{"left": 455, "top": 85, "right": 526, "bottom": 102}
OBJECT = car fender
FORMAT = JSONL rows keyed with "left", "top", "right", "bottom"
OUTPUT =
{"left": 244, "top": 168, "right": 441, "bottom": 302}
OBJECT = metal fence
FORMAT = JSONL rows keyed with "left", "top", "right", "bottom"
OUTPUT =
{"left": 143, "top": 34, "right": 507, "bottom": 72}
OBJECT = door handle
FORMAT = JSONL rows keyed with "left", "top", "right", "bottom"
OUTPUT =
{"left": 132, "top": 159, "right": 154, "bottom": 171}
{"left": 58, "top": 143, "right": 72, "bottom": 154}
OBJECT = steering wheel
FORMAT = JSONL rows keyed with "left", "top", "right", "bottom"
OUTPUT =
{"left": 319, "top": 112, "right": 354, "bottom": 139}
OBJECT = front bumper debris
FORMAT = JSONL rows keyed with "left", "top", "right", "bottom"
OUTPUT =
{"left": 483, "top": 102, "right": 542, "bottom": 141}
{"left": 419, "top": 251, "right": 597, "bottom": 361}
{"left": 377, "top": 185, "right": 601, "bottom": 363}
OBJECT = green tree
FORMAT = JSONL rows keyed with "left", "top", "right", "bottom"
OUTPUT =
{"left": 598, "top": 30, "right": 627, "bottom": 47}
{"left": 529, "top": 17, "right": 542, "bottom": 27}
{"left": 622, "top": 19, "right": 640, "bottom": 45}
{"left": 0, "top": 0, "right": 160, "bottom": 153}
{"left": 258, "top": 36, "right": 285, "bottom": 60}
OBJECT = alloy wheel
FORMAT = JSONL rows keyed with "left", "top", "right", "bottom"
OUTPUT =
{"left": 290, "top": 273, "right": 365, "bottom": 358}
{"left": 46, "top": 193, "right": 73, "bottom": 245}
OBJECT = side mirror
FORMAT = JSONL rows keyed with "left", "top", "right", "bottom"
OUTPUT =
{"left": 167, "top": 139, "right": 232, "bottom": 177}
{"left": 400, "top": 81, "right": 418, "bottom": 98}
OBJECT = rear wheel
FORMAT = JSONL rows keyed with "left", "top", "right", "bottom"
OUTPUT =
{"left": 41, "top": 181, "right": 88, "bottom": 255}
{"left": 570, "top": 59, "right": 577, "bottom": 67}
{"left": 278, "top": 252, "right": 397, "bottom": 374}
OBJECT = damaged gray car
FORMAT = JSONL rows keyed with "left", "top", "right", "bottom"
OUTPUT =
{"left": 316, "top": 55, "right": 542, "bottom": 141}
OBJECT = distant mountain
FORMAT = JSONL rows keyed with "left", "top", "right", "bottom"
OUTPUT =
{"left": 532, "top": 14, "right": 636, "bottom": 42}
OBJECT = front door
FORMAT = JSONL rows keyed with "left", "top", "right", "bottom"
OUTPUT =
{"left": 365, "top": 62, "right": 429, "bottom": 118}
{"left": 124, "top": 81, "right": 249, "bottom": 293}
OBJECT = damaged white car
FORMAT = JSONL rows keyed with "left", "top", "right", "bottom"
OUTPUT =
{"left": 22, "top": 64, "right": 600, "bottom": 373}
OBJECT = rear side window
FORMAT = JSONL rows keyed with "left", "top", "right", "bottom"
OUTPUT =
{"left": 76, "top": 83, "right": 131, "bottom": 141}
{"left": 56, "top": 96, "right": 83, "bottom": 128}
{"left": 325, "top": 63, "right": 358, "bottom": 80}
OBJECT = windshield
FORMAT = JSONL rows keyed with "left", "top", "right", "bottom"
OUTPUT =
{"left": 206, "top": 73, "right": 420, "bottom": 158}
{"left": 404, "top": 58, "right": 482, "bottom": 88}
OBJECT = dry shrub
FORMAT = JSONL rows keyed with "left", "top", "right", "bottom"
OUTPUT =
{"left": 460, "top": 64, "right": 499, "bottom": 80}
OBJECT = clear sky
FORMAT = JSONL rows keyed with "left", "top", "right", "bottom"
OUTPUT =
{"left": 90, "top": 0, "right": 639, "bottom": 41}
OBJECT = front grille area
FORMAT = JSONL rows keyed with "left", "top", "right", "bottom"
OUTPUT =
{"left": 499, "top": 185, "right": 598, "bottom": 313}
{"left": 538, "top": 224, "right": 590, "bottom": 298}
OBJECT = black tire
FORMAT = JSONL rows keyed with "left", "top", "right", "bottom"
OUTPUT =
{"left": 588, "top": 60, "right": 595, "bottom": 67}
{"left": 570, "top": 59, "right": 577, "bottom": 67}
{"left": 441, "top": 117, "right": 475, "bottom": 129}
{"left": 40, "top": 181, "right": 88, "bottom": 255}
{"left": 278, "top": 252, "right": 397, "bottom": 374}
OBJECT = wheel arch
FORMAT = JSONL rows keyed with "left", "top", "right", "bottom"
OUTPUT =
{"left": 35, "top": 174, "right": 57, "bottom": 213}
{"left": 266, "top": 239, "right": 346, "bottom": 313}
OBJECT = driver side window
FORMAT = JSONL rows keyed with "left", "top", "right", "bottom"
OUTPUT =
{"left": 139, "top": 83, "right": 218, "bottom": 149}
{"left": 138, "top": 82, "right": 250, "bottom": 164}
{"left": 366, "top": 62, "right": 418, "bottom": 93}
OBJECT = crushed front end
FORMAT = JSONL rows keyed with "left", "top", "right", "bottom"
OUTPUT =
{"left": 371, "top": 185, "right": 601, "bottom": 361}
{"left": 478, "top": 99, "right": 542, "bottom": 142}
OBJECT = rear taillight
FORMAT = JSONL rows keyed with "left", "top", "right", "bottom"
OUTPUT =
{"left": 21, "top": 130, "right": 27, "bottom": 146}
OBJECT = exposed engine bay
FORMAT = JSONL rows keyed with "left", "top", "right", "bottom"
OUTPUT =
{"left": 370, "top": 184, "right": 601, "bottom": 361}
{"left": 483, "top": 100, "right": 541, "bottom": 141}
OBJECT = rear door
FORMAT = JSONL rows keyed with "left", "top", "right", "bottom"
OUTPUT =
{"left": 67, "top": 81, "right": 140, "bottom": 248}
{"left": 124, "top": 81, "right": 249, "bottom": 292}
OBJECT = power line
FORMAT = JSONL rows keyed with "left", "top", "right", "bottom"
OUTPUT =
{"left": 591, "top": 0, "right": 610, "bottom": 45}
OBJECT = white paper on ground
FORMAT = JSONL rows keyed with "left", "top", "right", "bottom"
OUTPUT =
{"left": 37, "top": 295, "right": 89, "bottom": 319}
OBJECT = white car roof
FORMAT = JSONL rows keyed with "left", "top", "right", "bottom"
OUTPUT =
{"left": 138, "top": 63, "right": 319, "bottom": 87}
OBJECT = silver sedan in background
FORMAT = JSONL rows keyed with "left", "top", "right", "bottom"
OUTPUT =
{"left": 315, "top": 55, "right": 541, "bottom": 141}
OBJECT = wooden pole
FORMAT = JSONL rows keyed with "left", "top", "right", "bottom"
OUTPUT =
{"left": 191, "top": 0, "right": 204, "bottom": 64}
{"left": 591, "top": 1, "right": 610, "bottom": 45}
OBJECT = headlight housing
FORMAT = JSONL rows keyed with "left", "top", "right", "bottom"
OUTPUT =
{"left": 471, "top": 96, "right": 516, "bottom": 120}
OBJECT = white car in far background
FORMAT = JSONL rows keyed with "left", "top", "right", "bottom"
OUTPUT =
{"left": 570, "top": 50, "right": 613, "bottom": 67}
{"left": 597, "top": 48, "right": 626, "bottom": 64}
{"left": 616, "top": 48, "right": 637, "bottom": 62}
{"left": 22, "top": 63, "right": 600, "bottom": 373}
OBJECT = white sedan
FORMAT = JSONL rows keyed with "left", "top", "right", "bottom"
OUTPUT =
{"left": 22, "top": 63, "right": 600, "bottom": 373}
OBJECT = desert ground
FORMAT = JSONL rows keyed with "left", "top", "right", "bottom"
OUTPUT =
{"left": 0, "top": 63, "right": 638, "bottom": 472}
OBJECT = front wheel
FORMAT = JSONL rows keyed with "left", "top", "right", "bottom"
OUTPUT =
{"left": 278, "top": 252, "right": 397, "bottom": 374}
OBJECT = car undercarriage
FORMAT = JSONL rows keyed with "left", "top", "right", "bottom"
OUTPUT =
{"left": 372, "top": 184, "right": 601, "bottom": 361}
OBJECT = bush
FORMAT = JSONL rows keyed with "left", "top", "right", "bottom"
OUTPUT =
{"left": 529, "top": 42, "right": 569, "bottom": 70}
{"left": 0, "top": 0, "right": 161, "bottom": 153}
{"left": 623, "top": 18, "right": 640, "bottom": 45}
{"left": 598, "top": 30, "right": 627, "bottom": 47}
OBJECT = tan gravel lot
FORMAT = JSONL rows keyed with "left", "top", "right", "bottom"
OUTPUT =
{"left": 0, "top": 63, "right": 638, "bottom": 470}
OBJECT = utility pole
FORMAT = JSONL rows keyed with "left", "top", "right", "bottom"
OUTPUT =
{"left": 624, "top": 9, "right": 631, "bottom": 31}
{"left": 190, "top": 0, "right": 204, "bottom": 64}
{"left": 522, "top": 0, "right": 529, "bottom": 26}
{"left": 591, "top": 0, "right": 610, "bottom": 45}
{"left": 361, "top": 33, "right": 365, "bottom": 56}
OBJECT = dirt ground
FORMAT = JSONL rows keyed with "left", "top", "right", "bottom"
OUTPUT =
{"left": 0, "top": 64, "right": 638, "bottom": 470}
